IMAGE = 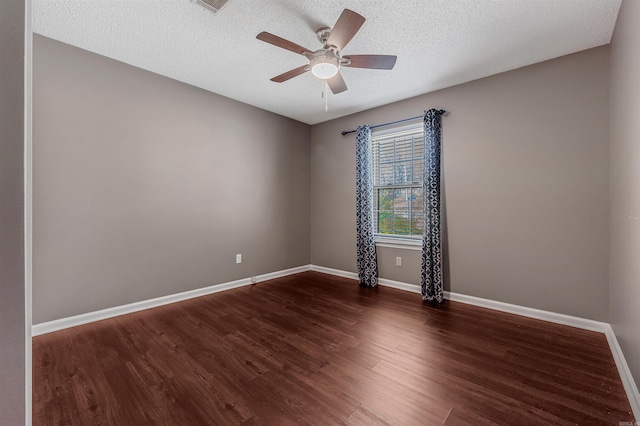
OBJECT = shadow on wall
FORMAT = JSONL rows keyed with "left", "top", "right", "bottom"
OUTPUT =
{"left": 441, "top": 134, "right": 451, "bottom": 293}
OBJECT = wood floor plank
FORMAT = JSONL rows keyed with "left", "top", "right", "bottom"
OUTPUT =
{"left": 390, "top": 338, "right": 629, "bottom": 418}
{"left": 346, "top": 404, "right": 393, "bottom": 425}
{"left": 311, "top": 363, "right": 450, "bottom": 425}
{"left": 444, "top": 407, "right": 501, "bottom": 426}
{"left": 33, "top": 271, "right": 635, "bottom": 425}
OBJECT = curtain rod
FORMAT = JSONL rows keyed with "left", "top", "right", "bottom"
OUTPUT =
{"left": 340, "top": 110, "right": 447, "bottom": 136}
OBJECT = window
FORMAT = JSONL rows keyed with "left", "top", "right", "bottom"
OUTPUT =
{"left": 372, "top": 125, "right": 424, "bottom": 241}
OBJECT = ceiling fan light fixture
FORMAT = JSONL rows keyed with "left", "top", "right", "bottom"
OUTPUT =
{"left": 310, "top": 52, "right": 339, "bottom": 79}
{"left": 311, "top": 62, "right": 338, "bottom": 79}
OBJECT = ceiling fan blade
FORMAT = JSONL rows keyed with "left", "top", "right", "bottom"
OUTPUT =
{"left": 343, "top": 55, "right": 397, "bottom": 70}
{"left": 256, "top": 32, "right": 312, "bottom": 56}
{"left": 327, "top": 72, "right": 348, "bottom": 94}
{"left": 326, "top": 9, "right": 365, "bottom": 52}
{"left": 271, "top": 65, "right": 310, "bottom": 83}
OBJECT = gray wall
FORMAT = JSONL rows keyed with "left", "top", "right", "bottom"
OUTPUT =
{"left": 0, "top": 0, "right": 26, "bottom": 423}
{"left": 33, "top": 36, "right": 310, "bottom": 324}
{"left": 610, "top": 0, "right": 640, "bottom": 389}
{"left": 311, "top": 47, "right": 610, "bottom": 321}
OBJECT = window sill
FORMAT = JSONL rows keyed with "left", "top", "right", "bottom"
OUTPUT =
{"left": 374, "top": 235, "right": 422, "bottom": 251}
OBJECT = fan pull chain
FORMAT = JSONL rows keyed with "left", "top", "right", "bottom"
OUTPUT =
{"left": 324, "top": 80, "right": 328, "bottom": 112}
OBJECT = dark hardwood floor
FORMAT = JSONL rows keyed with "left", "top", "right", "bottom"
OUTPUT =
{"left": 33, "top": 271, "right": 634, "bottom": 425}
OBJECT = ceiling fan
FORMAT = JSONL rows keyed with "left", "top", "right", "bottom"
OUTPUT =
{"left": 256, "top": 9, "right": 397, "bottom": 95}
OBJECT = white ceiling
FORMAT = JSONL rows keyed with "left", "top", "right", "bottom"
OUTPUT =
{"left": 33, "top": 0, "right": 621, "bottom": 125}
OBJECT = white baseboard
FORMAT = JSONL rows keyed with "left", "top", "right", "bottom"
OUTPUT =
{"left": 604, "top": 324, "right": 640, "bottom": 420}
{"left": 442, "top": 291, "right": 610, "bottom": 333}
{"left": 32, "top": 264, "right": 311, "bottom": 336}
{"left": 259, "top": 264, "right": 311, "bottom": 282}
{"left": 310, "top": 265, "right": 358, "bottom": 280}
{"left": 309, "top": 266, "right": 422, "bottom": 296}
{"left": 310, "top": 265, "right": 609, "bottom": 330}
{"left": 310, "top": 264, "right": 639, "bottom": 418}
{"left": 379, "top": 277, "right": 421, "bottom": 294}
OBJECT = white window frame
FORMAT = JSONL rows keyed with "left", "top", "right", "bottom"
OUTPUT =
{"left": 371, "top": 122, "right": 424, "bottom": 250}
{"left": 375, "top": 235, "right": 422, "bottom": 251}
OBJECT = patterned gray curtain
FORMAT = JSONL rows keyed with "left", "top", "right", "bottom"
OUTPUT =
{"left": 355, "top": 125, "right": 378, "bottom": 287}
{"left": 421, "top": 109, "right": 445, "bottom": 302}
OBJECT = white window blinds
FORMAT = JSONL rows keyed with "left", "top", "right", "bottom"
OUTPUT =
{"left": 372, "top": 127, "right": 425, "bottom": 238}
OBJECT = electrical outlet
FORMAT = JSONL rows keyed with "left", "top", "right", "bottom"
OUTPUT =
{"left": 395, "top": 256, "right": 402, "bottom": 267}
{"left": 236, "top": 254, "right": 242, "bottom": 264}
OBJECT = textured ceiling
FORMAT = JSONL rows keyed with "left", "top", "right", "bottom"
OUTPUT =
{"left": 33, "top": 0, "right": 621, "bottom": 125}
